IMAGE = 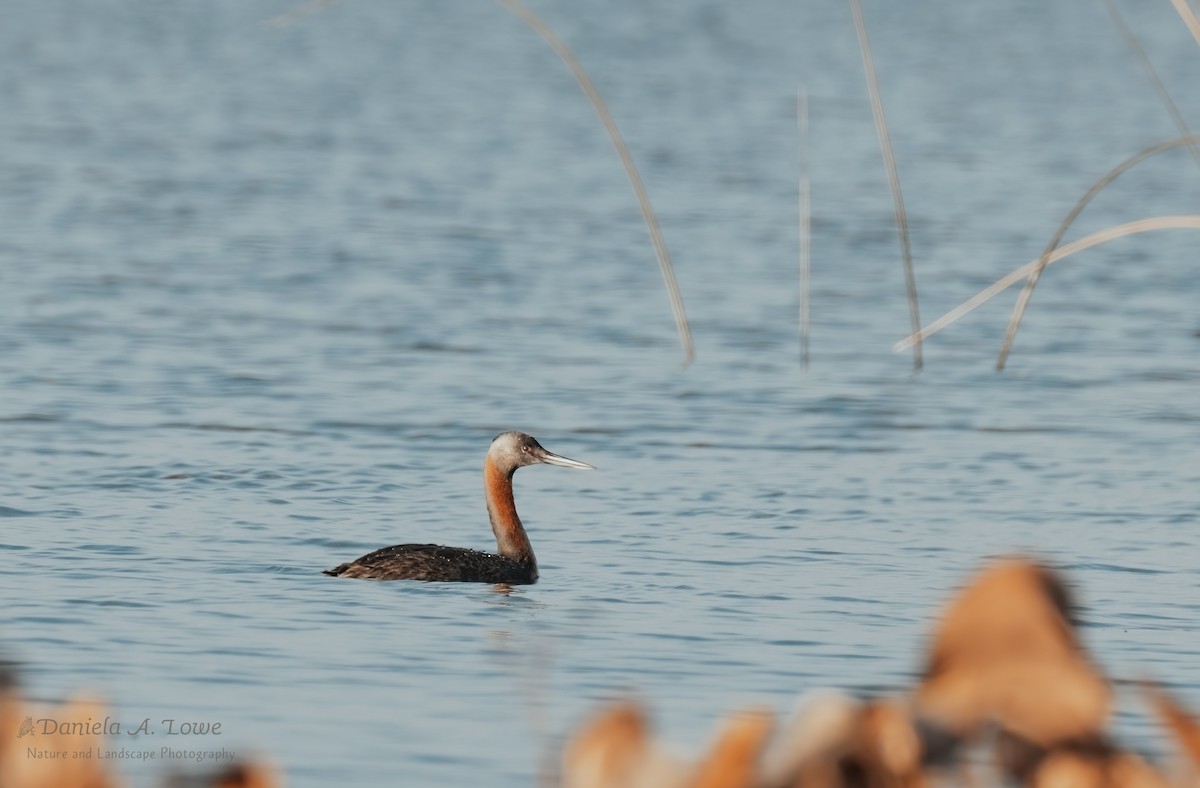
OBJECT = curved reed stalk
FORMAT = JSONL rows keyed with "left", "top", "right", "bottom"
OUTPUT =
{"left": 497, "top": 0, "right": 695, "bottom": 366}
{"left": 1170, "top": 0, "right": 1200, "bottom": 47}
{"left": 893, "top": 215, "right": 1200, "bottom": 352}
{"left": 1103, "top": 0, "right": 1200, "bottom": 169}
{"left": 997, "top": 136, "right": 1200, "bottom": 368}
{"left": 849, "top": 0, "right": 923, "bottom": 371}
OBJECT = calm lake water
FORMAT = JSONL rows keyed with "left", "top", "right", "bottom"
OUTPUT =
{"left": 2, "top": 1, "right": 1198, "bottom": 785}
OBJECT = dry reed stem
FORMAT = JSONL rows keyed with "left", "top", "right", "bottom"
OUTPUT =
{"left": 918, "top": 560, "right": 1110, "bottom": 747}
{"left": 1169, "top": 0, "right": 1200, "bottom": 47}
{"left": 689, "top": 708, "right": 775, "bottom": 788}
{"left": 893, "top": 215, "right": 1200, "bottom": 352}
{"left": 849, "top": 0, "right": 923, "bottom": 371}
{"left": 797, "top": 88, "right": 812, "bottom": 369}
{"left": 1143, "top": 683, "right": 1200, "bottom": 768}
{"left": 561, "top": 700, "right": 687, "bottom": 788}
{"left": 997, "top": 137, "right": 1200, "bottom": 368}
{"left": 497, "top": 0, "right": 695, "bottom": 366}
{"left": 1103, "top": 0, "right": 1200, "bottom": 170}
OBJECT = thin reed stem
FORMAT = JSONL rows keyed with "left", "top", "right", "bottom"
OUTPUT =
{"left": 997, "top": 136, "right": 1200, "bottom": 369}
{"left": 893, "top": 216, "right": 1200, "bottom": 352}
{"left": 798, "top": 88, "right": 812, "bottom": 369}
{"left": 1103, "top": 0, "right": 1200, "bottom": 170}
{"left": 497, "top": 0, "right": 695, "bottom": 366}
{"left": 849, "top": 0, "right": 922, "bottom": 371}
{"left": 1169, "top": 0, "right": 1200, "bottom": 47}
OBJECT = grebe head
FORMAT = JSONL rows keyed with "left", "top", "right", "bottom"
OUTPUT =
{"left": 488, "top": 431, "right": 595, "bottom": 475}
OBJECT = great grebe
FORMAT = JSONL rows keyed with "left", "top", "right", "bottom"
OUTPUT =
{"left": 323, "top": 431, "right": 594, "bottom": 583}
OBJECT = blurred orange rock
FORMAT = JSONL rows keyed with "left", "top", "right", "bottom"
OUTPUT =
{"left": 0, "top": 696, "right": 122, "bottom": 788}
{"left": 917, "top": 559, "right": 1110, "bottom": 748}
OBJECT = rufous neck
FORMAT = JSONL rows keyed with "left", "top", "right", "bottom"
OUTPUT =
{"left": 484, "top": 456, "right": 536, "bottom": 569}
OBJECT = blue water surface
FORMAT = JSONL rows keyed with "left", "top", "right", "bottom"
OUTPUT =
{"left": 1, "top": 1, "right": 1198, "bottom": 785}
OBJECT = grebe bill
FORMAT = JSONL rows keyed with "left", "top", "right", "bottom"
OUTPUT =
{"left": 323, "top": 431, "right": 594, "bottom": 583}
